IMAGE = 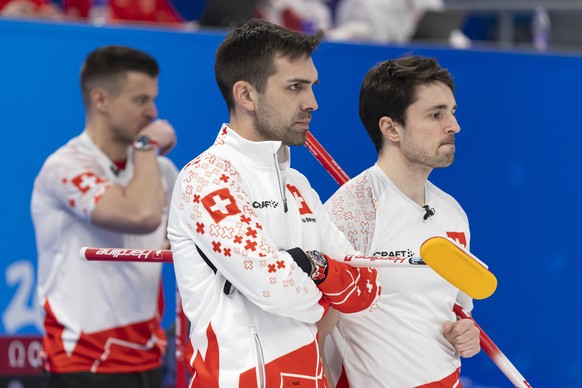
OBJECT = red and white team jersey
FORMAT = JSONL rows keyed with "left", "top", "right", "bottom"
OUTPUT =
{"left": 325, "top": 164, "right": 472, "bottom": 387}
{"left": 167, "top": 125, "right": 380, "bottom": 387}
{"left": 31, "top": 131, "right": 178, "bottom": 373}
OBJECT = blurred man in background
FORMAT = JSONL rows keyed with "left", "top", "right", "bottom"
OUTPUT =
{"left": 31, "top": 45, "right": 178, "bottom": 388}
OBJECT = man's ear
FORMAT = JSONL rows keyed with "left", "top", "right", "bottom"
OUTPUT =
{"left": 90, "top": 87, "right": 108, "bottom": 113}
{"left": 379, "top": 116, "right": 400, "bottom": 142}
{"left": 232, "top": 80, "right": 256, "bottom": 112}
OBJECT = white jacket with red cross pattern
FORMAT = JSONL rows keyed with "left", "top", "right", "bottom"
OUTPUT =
{"left": 167, "top": 125, "right": 380, "bottom": 388}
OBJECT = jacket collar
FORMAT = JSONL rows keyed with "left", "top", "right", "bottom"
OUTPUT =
{"left": 215, "top": 124, "right": 290, "bottom": 170}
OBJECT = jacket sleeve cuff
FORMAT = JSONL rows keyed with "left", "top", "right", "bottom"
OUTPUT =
{"left": 286, "top": 247, "right": 312, "bottom": 275}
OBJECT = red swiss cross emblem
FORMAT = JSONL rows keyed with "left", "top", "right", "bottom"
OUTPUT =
{"left": 446, "top": 231, "right": 467, "bottom": 248}
{"left": 201, "top": 188, "right": 241, "bottom": 224}
{"left": 71, "top": 172, "right": 105, "bottom": 193}
{"left": 286, "top": 184, "right": 312, "bottom": 215}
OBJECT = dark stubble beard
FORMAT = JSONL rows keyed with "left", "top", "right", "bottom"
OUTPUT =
{"left": 432, "top": 139, "right": 456, "bottom": 168}
{"left": 255, "top": 96, "right": 308, "bottom": 146}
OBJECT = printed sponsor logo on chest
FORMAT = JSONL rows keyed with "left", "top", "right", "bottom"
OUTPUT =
{"left": 252, "top": 200, "right": 279, "bottom": 209}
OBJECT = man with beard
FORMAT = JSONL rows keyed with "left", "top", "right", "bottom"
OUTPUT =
{"left": 321, "top": 56, "right": 480, "bottom": 387}
{"left": 31, "top": 45, "right": 178, "bottom": 388}
{"left": 167, "top": 19, "right": 380, "bottom": 387}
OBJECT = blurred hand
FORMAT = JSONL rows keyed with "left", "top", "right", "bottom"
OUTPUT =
{"left": 443, "top": 318, "right": 480, "bottom": 358}
{"left": 137, "top": 119, "right": 177, "bottom": 155}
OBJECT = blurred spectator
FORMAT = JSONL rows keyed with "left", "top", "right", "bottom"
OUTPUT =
{"left": 197, "top": 0, "right": 258, "bottom": 28}
{"left": 197, "top": 0, "right": 331, "bottom": 33}
{"left": 326, "top": 0, "right": 464, "bottom": 44}
{"left": 255, "top": 0, "right": 332, "bottom": 33}
{"left": 0, "top": 0, "right": 61, "bottom": 19}
{"left": 1, "top": 0, "right": 186, "bottom": 25}
{"left": 63, "top": 0, "right": 184, "bottom": 25}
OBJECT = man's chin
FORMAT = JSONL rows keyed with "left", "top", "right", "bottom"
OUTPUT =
{"left": 435, "top": 158, "right": 455, "bottom": 168}
{"left": 287, "top": 133, "right": 307, "bottom": 147}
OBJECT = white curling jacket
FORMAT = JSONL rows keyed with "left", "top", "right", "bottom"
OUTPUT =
{"left": 168, "top": 125, "right": 379, "bottom": 388}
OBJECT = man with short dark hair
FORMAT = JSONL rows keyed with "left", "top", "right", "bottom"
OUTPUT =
{"left": 168, "top": 19, "right": 380, "bottom": 387}
{"left": 322, "top": 55, "right": 480, "bottom": 387}
{"left": 32, "top": 45, "right": 178, "bottom": 388}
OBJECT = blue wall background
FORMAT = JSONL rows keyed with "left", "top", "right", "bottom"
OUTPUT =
{"left": 1, "top": 19, "right": 579, "bottom": 387}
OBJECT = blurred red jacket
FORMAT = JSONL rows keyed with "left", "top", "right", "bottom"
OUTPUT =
{"left": 0, "top": 0, "right": 50, "bottom": 12}
{"left": 63, "top": 0, "right": 183, "bottom": 24}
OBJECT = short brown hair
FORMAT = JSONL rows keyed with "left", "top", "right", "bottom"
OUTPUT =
{"left": 214, "top": 19, "right": 323, "bottom": 110}
{"left": 80, "top": 45, "right": 159, "bottom": 108}
{"left": 359, "top": 56, "right": 455, "bottom": 153}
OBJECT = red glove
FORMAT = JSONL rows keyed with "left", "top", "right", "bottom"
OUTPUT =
{"left": 317, "top": 253, "right": 380, "bottom": 314}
